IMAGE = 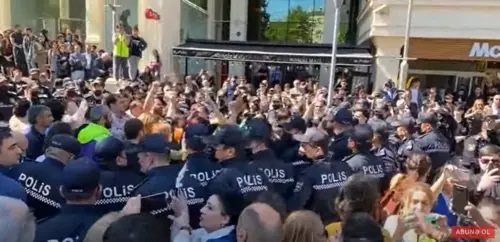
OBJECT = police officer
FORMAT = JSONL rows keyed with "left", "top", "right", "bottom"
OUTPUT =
{"left": 35, "top": 158, "right": 103, "bottom": 242}
{"left": 205, "top": 124, "right": 272, "bottom": 203}
{"left": 370, "top": 121, "right": 399, "bottom": 173}
{"left": 342, "top": 124, "right": 393, "bottom": 191}
{"left": 175, "top": 123, "right": 221, "bottom": 228}
{"left": 247, "top": 118, "right": 295, "bottom": 199}
{"left": 10, "top": 134, "right": 81, "bottom": 220}
{"left": 325, "top": 108, "right": 353, "bottom": 162}
{"left": 414, "top": 112, "right": 451, "bottom": 178}
{"left": 391, "top": 118, "right": 419, "bottom": 172}
{"left": 278, "top": 117, "right": 312, "bottom": 174}
{"left": 288, "top": 127, "right": 354, "bottom": 224}
{"left": 462, "top": 120, "right": 490, "bottom": 174}
{"left": 94, "top": 136, "right": 144, "bottom": 213}
{"left": 133, "top": 134, "right": 204, "bottom": 219}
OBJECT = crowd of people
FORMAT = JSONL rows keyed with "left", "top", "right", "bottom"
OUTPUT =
{"left": 0, "top": 25, "right": 499, "bottom": 242}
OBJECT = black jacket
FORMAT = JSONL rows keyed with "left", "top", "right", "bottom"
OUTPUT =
{"left": 96, "top": 168, "right": 145, "bottom": 213}
{"left": 128, "top": 36, "right": 148, "bottom": 58}
{"left": 249, "top": 149, "right": 295, "bottom": 199}
{"left": 35, "top": 205, "right": 103, "bottom": 242}
{"left": 288, "top": 157, "right": 353, "bottom": 224}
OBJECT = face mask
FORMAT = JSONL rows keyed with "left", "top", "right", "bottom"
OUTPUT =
{"left": 94, "top": 90, "right": 102, "bottom": 96}
{"left": 104, "top": 119, "right": 112, "bottom": 129}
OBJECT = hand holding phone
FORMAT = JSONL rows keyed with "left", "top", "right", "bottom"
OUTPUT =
{"left": 452, "top": 184, "right": 469, "bottom": 215}
{"left": 140, "top": 192, "right": 169, "bottom": 213}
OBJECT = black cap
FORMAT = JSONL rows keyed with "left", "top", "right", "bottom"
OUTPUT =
{"left": 349, "top": 124, "right": 374, "bottom": 145}
{"left": 283, "top": 116, "right": 306, "bottom": 133}
{"left": 293, "top": 127, "right": 329, "bottom": 146}
{"left": 203, "top": 124, "right": 245, "bottom": 148}
{"left": 327, "top": 108, "right": 353, "bottom": 125}
{"left": 247, "top": 118, "right": 272, "bottom": 141}
{"left": 61, "top": 158, "right": 100, "bottom": 195}
{"left": 138, "top": 134, "right": 171, "bottom": 154}
{"left": 48, "top": 134, "right": 81, "bottom": 156}
{"left": 369, "top": 120, "right": 389, "bottom": 140}
{"left": 418, "top": 112, "right": 438, "bottom": 125}
{"left": 184, "top": 123, "right": 210, "bottom": 151}
{"left": 94, "top": 136, "right": 125, "bottom": 162}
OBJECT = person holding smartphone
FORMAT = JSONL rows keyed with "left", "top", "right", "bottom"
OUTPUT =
{"left": 471, "top": 145, "right": 500, "bottom": 202}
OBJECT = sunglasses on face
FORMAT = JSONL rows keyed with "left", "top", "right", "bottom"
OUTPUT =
{"left": 480, "top": 157, "right": 500, "bottom": 164}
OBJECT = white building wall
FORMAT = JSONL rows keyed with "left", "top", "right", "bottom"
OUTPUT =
{"left": 358, "top": 0, "right": 500, "bottom": 88}
{"left": 228, "top": 0, "right": 248, "bottom": 78}
{"left": 139, "top": 0, "right": 181, "bottom": 77}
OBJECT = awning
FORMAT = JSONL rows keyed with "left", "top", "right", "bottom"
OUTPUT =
{"left": 173, "top": 39, "right": 373, "bottom": 66}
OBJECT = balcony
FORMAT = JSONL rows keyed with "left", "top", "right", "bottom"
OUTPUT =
{"left": 356, "top": 0, "right": 500, "bottom": 44}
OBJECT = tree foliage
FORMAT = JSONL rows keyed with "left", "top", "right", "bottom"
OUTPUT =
{"left": 264, "top": 6, "right": 316, "bottom": 43}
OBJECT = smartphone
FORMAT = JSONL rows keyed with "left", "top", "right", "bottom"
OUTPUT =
{"left": 140, "top": 192, "right": 169, "bottom": 213}
{"left": 424, "top": 214, "right": 438, "bottom": 228}
{"left": 452, "top": 184, "right": 469, "bottom": 215}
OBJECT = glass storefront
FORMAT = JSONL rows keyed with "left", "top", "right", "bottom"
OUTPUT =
{"left": 10, "top": 0, "right": 86, "bottom": 39}
{"left": 262, "top": 0, "right": 326, "bottom": 43}
{"left": 181, "top": 0, "right": 209, "bottom": 74}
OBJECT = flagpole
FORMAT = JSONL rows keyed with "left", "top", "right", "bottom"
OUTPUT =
{"left": 327, "top": 0, "right": 341, "bottom": 107}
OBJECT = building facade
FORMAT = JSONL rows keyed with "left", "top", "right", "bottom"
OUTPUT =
{"left": 0, "top": 0, "right": 354, "bottom": 79}
{"left": 358, "top": 0, "right": 500, "bottom": 90}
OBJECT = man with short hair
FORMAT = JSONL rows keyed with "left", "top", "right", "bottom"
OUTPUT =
{"left": 0, "top": 130, "right": 25, "bottom": 201}
{"left": 35, "top": 158, "right": 103, "bottom": 242}
{"left": 128, "top": 25, "right": 148, "bottom": 80}
{"left": 10, "top": 134, "right": 81, "bottom": 220}
{"left": 236, "top": 203, "right": 282, "bottom": 242}
{"left": 24, "top": 105, "right": 53, "bottom": 162}
{"left": 0, "top": 196, "right": 36, "bottom": 242}
{"left": 76, "top": 105, "right": 112, "bottom": 161}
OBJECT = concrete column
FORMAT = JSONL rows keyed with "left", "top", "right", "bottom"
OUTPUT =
{"left": 207, "top": 0, "right": 216, "bottom": 40}
{"left": 85, "top": 0, "right": 106, "bottom": 49}
{"left": 228, "top": 0, "right": 248, "bottom": 78}
{"left": 0, "top": 0, "right": 12, "bottom": 30}
{"left": 59, "top": 0, "right": 71, "bottom": 19}
{"left": 139, "top": 0, "right": 181, "bottom": 76}
{"left": 373, "top": 36, "right": 404, "bottom": 90}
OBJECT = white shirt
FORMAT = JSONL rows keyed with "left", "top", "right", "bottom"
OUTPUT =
{"left": 410, "top": 88, "right": 419, "bottom": 104}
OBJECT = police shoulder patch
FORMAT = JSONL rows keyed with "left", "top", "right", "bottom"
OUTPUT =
{"left": 467, "top": 144, "right": 476, "bottom": 152}
{"left": 293, "top": 181, "right": 304, "bottom": 193}
{"left": 405, "top": 143, "right": 413, "bottom": 151}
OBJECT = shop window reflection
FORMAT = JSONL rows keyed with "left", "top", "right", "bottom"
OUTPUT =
{"left": 262, "top": 0, "right": 325, "bottom": 43}
{"left": 181, "top": 0, "right": 209, "bottom": 74}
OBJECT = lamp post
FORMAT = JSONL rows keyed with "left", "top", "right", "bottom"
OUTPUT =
{"left": 106, "top": 0, "right": 121, "bottom": 35}
{"left": 327, "top": 0, "right": 342, "bottom": 107}
{"left": 398, "top": 0, "right": 414, "bottom": 90}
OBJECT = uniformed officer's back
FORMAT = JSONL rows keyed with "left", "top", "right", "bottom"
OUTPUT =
{"left": 35, "top": 158, "right": 104, "bottom": 242}
{"left": 94, "top": 136, "right": 144, "bottom": 213}
{"left": 288, "top": 127, "right": 354, "bottom": 224}
{"left": 276, "top": 117, "right": 311, "bottom": 174}
{"left": 247, "top": 118, "right": 295, "bottom": 199}
{"left": 324, "top": 108, "right": 353, "bottom": 162}
{"left": 132, "top": 134, "right": 204, "bottom": 220}
{"left": 9, "top": 134, "right": 81, "bottom": 220}
{"left": 342, "top": 124, "right": 393, "bottom": 192}
{"left": 176, "top": 123, "right": 221, "bottom": 228}
{"left": 414, "top": 112, "right": 451, "bottom": 178}
{"left": 205, "top": 124, "right": 272, "bottom": 204}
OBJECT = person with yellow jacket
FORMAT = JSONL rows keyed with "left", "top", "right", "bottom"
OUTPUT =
{"left": 112, "top": 24, "right": 129, "bottom": 80}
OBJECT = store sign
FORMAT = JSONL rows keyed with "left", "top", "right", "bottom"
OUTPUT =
{"left": 469, "top": 42, "right": 500, "bottom": 58}
{"left": 172, "top": 48, "right": 372, "bottom": 66}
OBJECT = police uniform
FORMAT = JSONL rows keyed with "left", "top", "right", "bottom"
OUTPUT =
{"left": 9, "top": 134, "right": 81, "bottom": 220}
{"left": 132, "top": 134, "right": 205, "bottom": 221}
{"left": 461, "top": 134, "right": 488, "bottom": 174}
{"left": 35, "top": 158, "right": 103, "bottom": 242}
{"left": 288, "top": 128, "right": 354, "bottom": 224}
{"left": 247, "top": 118, "right": 295, "bottom": 199}
{"left": 94, "top": 136, "right": 145, "bottom": 213}
{"left": 278, "top": 117, "right": 312, "bottom": 173}
{"left": 414, "top": 112, "right": 451, "bottom": 173}
{"left": 205, "top": 125, "right": 272, "bottom": 203}
{"left": 175, "top": 124, "right": 221, "bottom": 228}
{"left": 326, "top": 108, "right": 353, "bottom": 162}
{"left": 370, "top": 121, "right": 399, "bottom": 173}
{"left": 342, "top": 125, "right": 393, "bottom": 191}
